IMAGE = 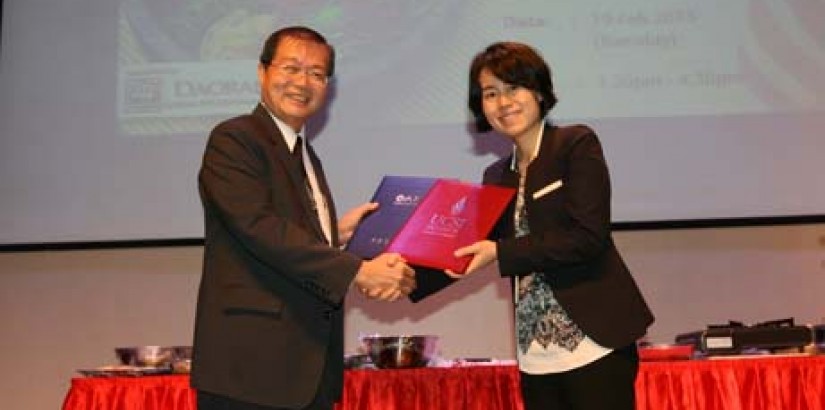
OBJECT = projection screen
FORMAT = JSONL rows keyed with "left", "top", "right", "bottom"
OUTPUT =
{"left": 1, "top": 0, "right": 823, "bottom": 245}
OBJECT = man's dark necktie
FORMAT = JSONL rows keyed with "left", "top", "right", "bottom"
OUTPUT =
{"left": 293, "top": 136, "right": 317, "bottom": 211}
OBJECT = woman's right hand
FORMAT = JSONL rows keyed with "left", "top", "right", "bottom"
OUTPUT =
{"left": 445, "top": 240, "right": 498, "bottom": 278}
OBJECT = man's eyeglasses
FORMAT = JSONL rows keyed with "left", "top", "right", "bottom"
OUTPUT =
{"left": 270, "top": 63, "right": 329, "bottom": 85}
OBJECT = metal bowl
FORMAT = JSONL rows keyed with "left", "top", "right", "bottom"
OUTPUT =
{"left": 170, "top": 345, "right": 193, "bottom": 373}
{"left": 361, "top": 335, "right": 438, "bottom": 369}
{"left": 115, "top": 346, "right": 176, "bottom": 368}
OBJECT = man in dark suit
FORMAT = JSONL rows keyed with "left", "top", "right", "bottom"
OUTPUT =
{"left": 191, "top": 26, "right": 416, "bottom": 410}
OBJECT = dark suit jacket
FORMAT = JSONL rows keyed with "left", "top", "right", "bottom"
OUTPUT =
{"left": 484, "top": 124, "right": 654, "bottom": 349}
{"left": 191, "top": 104, "right": 363, "bottom": 408}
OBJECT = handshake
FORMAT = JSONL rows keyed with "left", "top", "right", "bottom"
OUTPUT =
{"left": 340, "top": 202, "right": 416, "bottom": 302}
{"left": 352, "top": 253, "right": 416, "bottom": 302}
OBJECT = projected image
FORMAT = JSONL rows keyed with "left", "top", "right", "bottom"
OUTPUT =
{"left": 117, "top": 0, "right": 825, "bottom": 137}
{"left": 116, "top": 0, "right": 461, "bottom": 136}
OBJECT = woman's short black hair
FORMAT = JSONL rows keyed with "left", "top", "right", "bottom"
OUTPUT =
{"left": 468, "top": 42, "right": 557, "bottom": 133}
{"left": 259, "top": 26, "right": 336, "bottom": 78}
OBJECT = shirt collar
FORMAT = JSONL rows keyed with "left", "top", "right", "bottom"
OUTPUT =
{"left": 262, "top": 103, "right": 305, "bottom": 154}
{"left": 510, "top": 125, "right": 545, "bottom": 171}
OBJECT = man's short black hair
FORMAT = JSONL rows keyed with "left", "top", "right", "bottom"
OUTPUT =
{"left": 259, "top": 26, "right": 336, "bottom": 78}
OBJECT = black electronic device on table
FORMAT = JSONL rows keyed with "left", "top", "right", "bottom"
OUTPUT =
{"left": 674, "top": 318, "right": 820, "bottom": 356}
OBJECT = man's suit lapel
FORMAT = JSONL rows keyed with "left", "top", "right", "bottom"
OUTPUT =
{"left": 252, "top": 105, "right": 328, "bottom": 244}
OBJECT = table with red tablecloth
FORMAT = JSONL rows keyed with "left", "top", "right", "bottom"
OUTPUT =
{"left": 62, "top": 355, "right": 825, "bottom": 410}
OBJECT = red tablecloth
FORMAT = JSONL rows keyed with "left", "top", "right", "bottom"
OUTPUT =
{"left": 636, "top": 355, "right": 825, "bottom": 410}
{"left": 63, "top": 356, "right": 825, "bottom": 410}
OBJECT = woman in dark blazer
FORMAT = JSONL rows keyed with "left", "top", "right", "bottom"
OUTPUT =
{"left": 452, "top": 41, "right": 655, "bottom": 409}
